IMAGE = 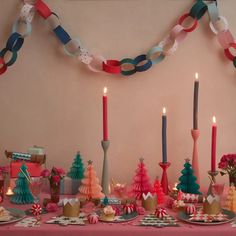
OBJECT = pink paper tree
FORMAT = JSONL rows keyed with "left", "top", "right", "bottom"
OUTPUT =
{"left": 131, "top": 158, "right": 152, "bottom": 200}
{"left": 78, "top": 160, "right": 104, "bottom": 200}
{"left": 152, "top": 177, "right": 165, "bottom": 204}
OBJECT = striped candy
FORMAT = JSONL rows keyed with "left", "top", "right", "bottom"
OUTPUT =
{"left": 88, "top": 213, "right": 99, "bottom": 224}
{"left": 185, "top": 204, "right": 196, "bottom": 215}
{"left": 155, "top": 207, "right": 167, "bottom": 219}
{"left": 123, "top": 203, "right": 135, "bottom": 214}
{"left": 31, "top": 204, "right": 42, "bottom": 216}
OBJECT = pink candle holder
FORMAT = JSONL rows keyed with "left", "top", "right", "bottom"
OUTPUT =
{"left": 159, "top": 162, "right": 171, "bottom": 195}
{"left": 191, "top": 129, "right": 200, "bottom": 185}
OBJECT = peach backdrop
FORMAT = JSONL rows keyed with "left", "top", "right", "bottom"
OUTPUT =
{"left": 0, "top": 0, "right": 236, "bottom": 188}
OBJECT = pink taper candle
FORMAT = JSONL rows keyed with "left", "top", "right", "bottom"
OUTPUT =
{"left": 211, "top": 116, "right": 217, "bottom": 172}
{"left": 103, "top": 87, "right": 108, "bottom": 141}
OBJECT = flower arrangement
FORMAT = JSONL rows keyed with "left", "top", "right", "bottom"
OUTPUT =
{"left": 218, "top": 154, "right": 236, "bottom": 186}
{"left": 41, "top": 167, "right": 65, "bottom": 203}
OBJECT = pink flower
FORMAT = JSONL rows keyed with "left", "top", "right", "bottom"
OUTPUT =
{"left": 52, "top": 175, "right": 60, "bottom": 183}
{"left": 56, "top": 168, "right": 65, "bottom": 176}
{"left": 218, "top": 161, "right": 228, "bottom": 169}
{"left": 41, "top": 169, "right": 50, "bottom": 178}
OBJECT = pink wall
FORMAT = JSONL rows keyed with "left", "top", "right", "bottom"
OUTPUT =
{"left": 0, "top": 0, "right": 235, "bottom": 188}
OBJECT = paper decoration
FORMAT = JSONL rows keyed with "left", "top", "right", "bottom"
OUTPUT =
{"left": 225, "top": 184, "right": 236, "bottom": 212}
{"left": 203, "top": 193, "right": 221, "bottom": 215}
{"left": 15, "top": 217, "right": 41, "bottom": 228}
{"left": 131, "top": 158, "right": 152, "bottom": 200}
{"left": 46, "top": 215, "right": 85, "bottom": 226}
{"left": 4, "top": 1, "right": 235, "bottom": 76}
{"left": 67, "top": 152, "right": 84, "bottom": 180}
{"left": 78, "top": 160, "right": 104, "bottom": 200}
{"left": 87, "top": 213, "right": 99, "bottom": 224}
{"left": 180, "top": 192, "right": 203, "bottom": 203}
{"left": 138, "top": 214, "right": 179, "bottom": 227}
{"left": 152, "top": 177, "right": 165, "bottom": 204}
{"left": 11, "top": 164, "right": 34, "bottom": 204}
{"left": 62, "top": 198, "right": 80, "bottom": 217}
{"left": 189, "top": 209, "right": 228, "bottom": 223}
{"left": 142, "top": 192, "right": 157, "bottom": 211}
{"left": 177, "top": 159, "right": 201, "bottom": 194}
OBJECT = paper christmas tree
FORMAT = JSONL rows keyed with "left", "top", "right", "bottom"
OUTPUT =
{"left": 225, "top": 184, "right": 236, "bottom": 212}
{"left": 11, "top": 164, "right": 34, "bottom": 204}
{"left": 152, "top": 177, "right": 165, "bottom": 204}
{"left": 78, "top": 160, "right": 104, "bottom": 200}
{"left": 67, "top": 151, "right": 84, "bottom": 180}
{"left": 131, "top": 158, "right": 152, "bottom": 200}
{"left": 177, "top": 159, "right": 201, "bottom": 194}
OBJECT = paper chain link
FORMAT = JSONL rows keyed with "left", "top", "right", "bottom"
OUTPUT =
{"left": 0, "top": 3, "right": 34, "bottom": 75}
{"left": 207, "top": 2, "right": 236, "bottom": 68}
{"left": 1, "top": 0, "right": 235, "bottom": 76}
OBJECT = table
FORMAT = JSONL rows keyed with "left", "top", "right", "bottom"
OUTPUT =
{"left": 0, "top": 195, "right": 235, "bottom": 236}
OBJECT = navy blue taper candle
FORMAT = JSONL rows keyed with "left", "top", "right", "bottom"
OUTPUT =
{"left": 162, "top": 107, "right": 167, "bottom": 163}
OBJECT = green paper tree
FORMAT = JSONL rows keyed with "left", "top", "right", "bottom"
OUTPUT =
{"left": 67, "top": 151, "right": 84, "bottom": 180}
{"left": 177, "top": 159, "right": 201, "bottom": 194}
{"left": 11, "top": 164, "right": 34, "bottom": 204}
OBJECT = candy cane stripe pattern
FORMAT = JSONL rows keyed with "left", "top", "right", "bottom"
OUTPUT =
{"left": 88, "top": 213, "right": 99, "bottom": 224}
{"left": 185, "top": 204, "right": 196, "bottom": 215}
{"left": 123, "top": 203, "right": 135, "bottom": 214}
{"left": 31, "top": 204, "right": 42, "bottom": 216}
{"left": 155, "top": 207, "right": 167, "bottom": 219}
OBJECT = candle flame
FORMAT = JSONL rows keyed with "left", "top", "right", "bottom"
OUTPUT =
{"left": 212, "top": 116, "right": 216, "bottom": 124}
{"left": 6, "top": 186, "right": 14, "bottom": 196}
{"left": 195, "top": 72, "right": 199, "bottom": 80}
{"left": 162, "top": 107, "right": 166, "bottom": 114}
{"left": 174, "top": 183, "right": 177, "bottom": 188}
{"left": 103, "top": 87, "right": 107, "bottom": 95}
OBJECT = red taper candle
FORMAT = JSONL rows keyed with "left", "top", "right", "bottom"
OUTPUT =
{"left": 211, "top": 116, "right": 217, "bottom": 172}
{"left": 103, "top": 87, "right": 108, "bottom": 141}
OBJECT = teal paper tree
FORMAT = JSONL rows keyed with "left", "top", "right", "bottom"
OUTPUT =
{"left": 177, "top": 159, "right": 201, "bottom": 194}
{"left": 11, "top": 164, "right": 34, "bottom": 204}
{"left": 67, "top": 151, "right": 84, "bottom": 180}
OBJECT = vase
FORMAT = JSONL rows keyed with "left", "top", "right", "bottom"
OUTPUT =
{"left": 50, "top": 181, "right": 61, "bottom": 203}
{"left": 229, "top": 175, "right": 236, "bottom": 187}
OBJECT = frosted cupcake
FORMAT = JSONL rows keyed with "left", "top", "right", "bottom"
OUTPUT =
{"left": 100, "top": 205, "right": 115, "bottom": 221}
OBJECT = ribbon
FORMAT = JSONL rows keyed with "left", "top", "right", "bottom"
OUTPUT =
{"left": 0, "top": 48, "right": 18, "bottom": 67}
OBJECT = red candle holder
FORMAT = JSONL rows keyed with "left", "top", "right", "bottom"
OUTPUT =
{"left": 159, "top": 162, "right": 171, "bottom": 195}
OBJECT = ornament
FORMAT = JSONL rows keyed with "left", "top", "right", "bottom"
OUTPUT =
{"left": 185, "top": 204, "right": 196, "bottom": 215}
{"left": 31, "top": 204, "right": 42, "bottom": 216}
{"left": 88, "top": 213, "right": 99, "bottom": 224}
{"left": 155, "top": 207, "right": 168, "bottom": 219}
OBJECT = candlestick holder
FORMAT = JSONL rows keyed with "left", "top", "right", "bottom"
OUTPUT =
{"left": 159, "top": 162, "right": 171, "bottom": 195}
{"left": 191, "top": 129, "right": 200, "bottom": 185}
{"left": 101, "top": 140, "right": 110, "bottom": 196}
{"left": 207, "top": 170, "right": 219, "bottom": 194}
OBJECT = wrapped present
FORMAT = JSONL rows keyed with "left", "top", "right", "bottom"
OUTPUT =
{"left": 60, "top": 176, "right": 80, "bottom": 195}
{"left": 10, "top": 161, "right": 42, "bottom": 178}
{"left": 141, "top": 192, "right": 157, "bottom": 211}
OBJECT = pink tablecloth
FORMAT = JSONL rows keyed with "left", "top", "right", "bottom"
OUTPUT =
{"left": 0, "top": 195, "right": 235, "bottom": 236}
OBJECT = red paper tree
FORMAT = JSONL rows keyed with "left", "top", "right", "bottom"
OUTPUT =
{"left": 152, "top": 177, "right": 165, "bottom": 204}
{"left": 131, "top": 158, "right": 152, "bottom": 200}
{"left": 78, "top": 160, "right": 104, "bottom": 200}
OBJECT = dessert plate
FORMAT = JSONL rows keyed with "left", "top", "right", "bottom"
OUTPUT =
{"left": 0, "top": 208, "right": 26, "bottom": 225}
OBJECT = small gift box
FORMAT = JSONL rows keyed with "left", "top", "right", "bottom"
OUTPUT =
{"left": 60, "top": 176, "right": 80, "bottom": 195}
{"left": 10, "top": 161, "right": 42, "bottom": 178}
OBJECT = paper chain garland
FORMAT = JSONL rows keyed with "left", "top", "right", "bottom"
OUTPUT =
{"left": 0, "top": 0, "right": 235, "bottom": 76}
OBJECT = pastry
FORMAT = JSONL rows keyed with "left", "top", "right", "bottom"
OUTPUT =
{"left": 100, "top": 205, "right": 115, "bottom": 221}
{"left": 0, "top": 207, "right": 11, "bottom": 222}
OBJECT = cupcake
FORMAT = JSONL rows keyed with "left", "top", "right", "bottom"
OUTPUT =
{"left": 100, "top": 205, "right": 115, "bottom": 221}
